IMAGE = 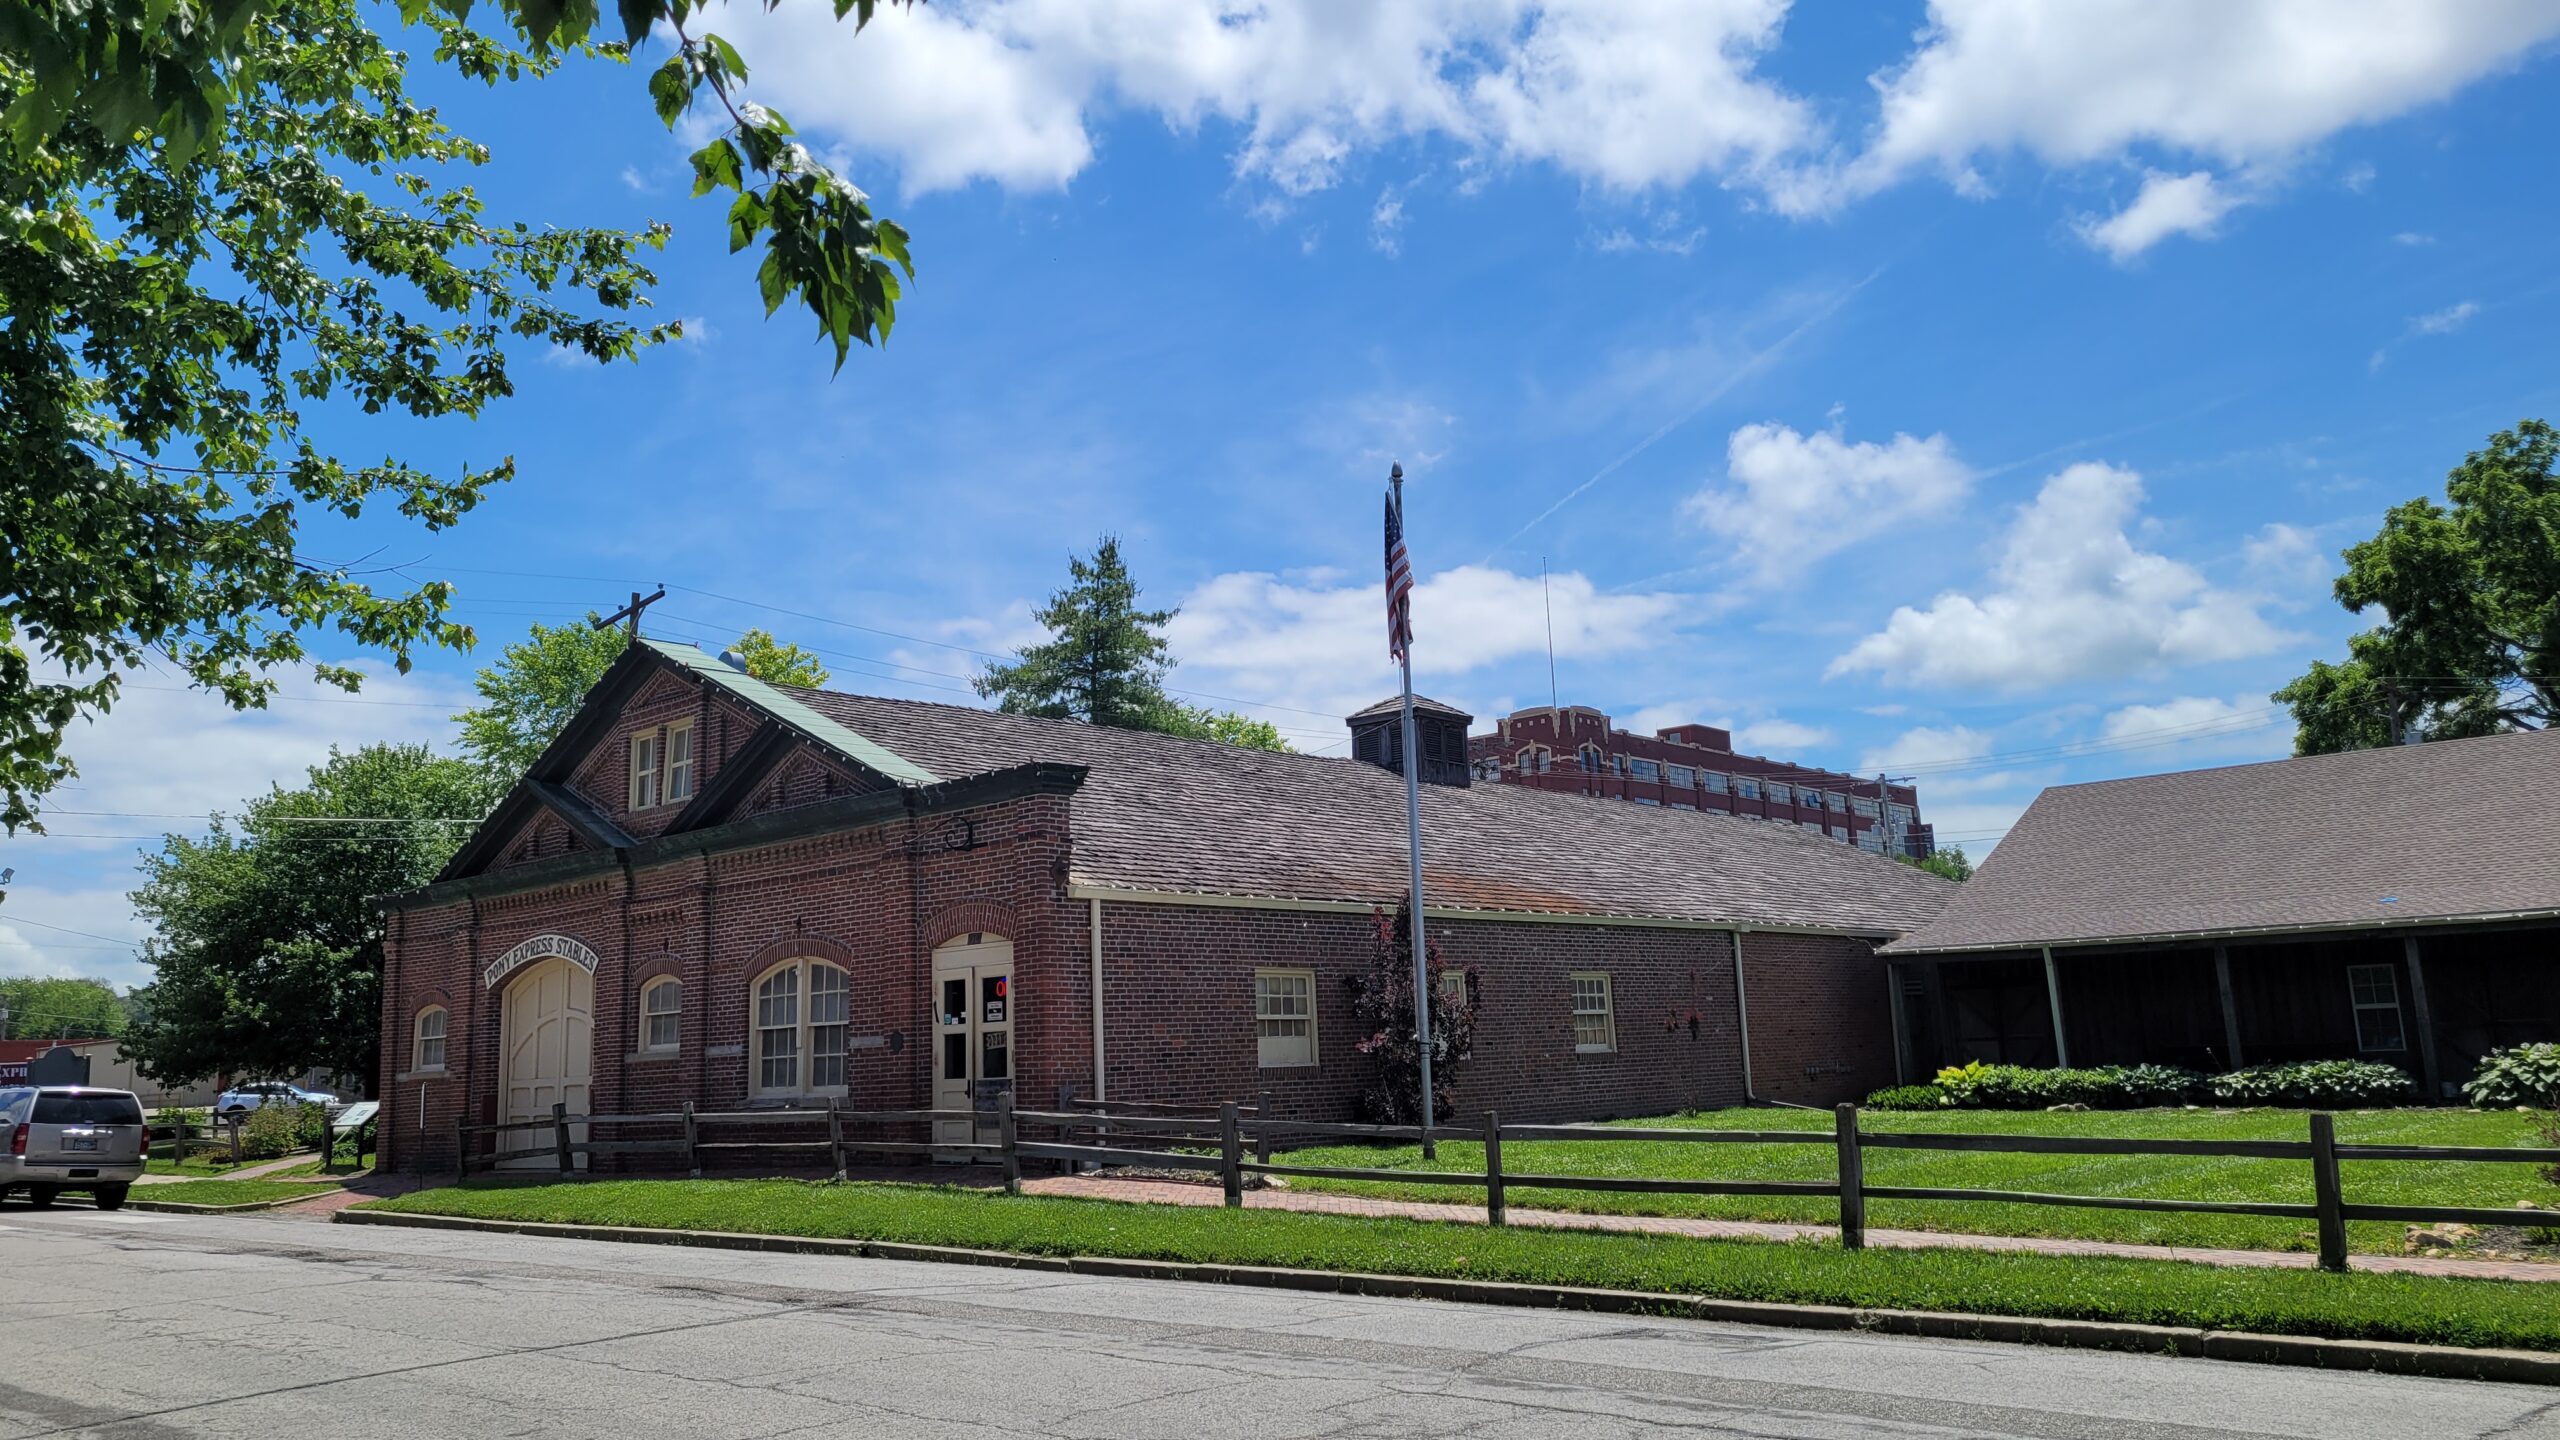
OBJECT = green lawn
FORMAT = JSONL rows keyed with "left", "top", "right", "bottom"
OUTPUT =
{"left": 1275, "top": 1108, "right": 2558, "bottom": 1256}
{"left": 366, "top": 1178, "right": 2560, "bottom": 1353}
{"left": 133, "top": 1179, "right": 342, "bottom": 1208}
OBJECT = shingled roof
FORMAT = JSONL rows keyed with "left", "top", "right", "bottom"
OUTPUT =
{"left": 1886, "top": 727, "right": 2560, "bottom": 955}
{"left": 790, "top": 686, "right": 1955, "bottom": 937}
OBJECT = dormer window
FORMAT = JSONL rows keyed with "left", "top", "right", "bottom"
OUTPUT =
{"left": 666, "top": 720, "right": 696, "bottom": 803}
{"left": 629, "top": 730, "right": 664, "bottom": 810}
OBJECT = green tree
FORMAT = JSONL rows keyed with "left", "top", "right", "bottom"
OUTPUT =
{"left": 1902, "top": 846, "right": 1974, "bottom": 882}
{"left": 1151, "top": 700, "right": 1292, "bottom": 753}
{"left": 454, "top": 619, "right": 834, "bottom": 779}
{"left": 0, "top": 0, "right": 915, "bottom": 831}
{"left": 0, "top": 975, "right": 129, "bottom": 1039}
{"left": 2275, "top": 421, "right": 2557, "bottom": 754}
{"left": 123, "top": 743, "right": 495, "bottom": 1085}
{"left": 730, "top": 627, "right": 829, "bottom": 688}
{"left": 977, "top": 537, "right": 1180, "bottom": 728}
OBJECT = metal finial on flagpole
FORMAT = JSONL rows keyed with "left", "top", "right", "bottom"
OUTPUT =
{"left": 1390, "top": 460, "right": 1435, "bottom": 1158}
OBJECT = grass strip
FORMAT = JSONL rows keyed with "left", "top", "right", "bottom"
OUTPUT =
{"left": 135, "top": 1179, "right": 342, "bottom": 1207}
{"left": 365, "top": 1178, "right": 2560, "bottom": 1353}
{"left": 1277, "top": 1107, "right": 2560, "bottom": 1256}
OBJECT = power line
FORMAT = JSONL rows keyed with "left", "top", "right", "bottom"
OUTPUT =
{"left": 0, "top": 914, "right": 142, "bottom": 948}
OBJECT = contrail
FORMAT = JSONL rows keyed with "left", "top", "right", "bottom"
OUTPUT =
{"left": 1481, "top": 267, "right": 1884, "bottom": 566}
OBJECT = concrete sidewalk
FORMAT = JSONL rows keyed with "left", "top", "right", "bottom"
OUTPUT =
{"left": 1023, "top": 1173, "right": 2560, "bottom": 1283}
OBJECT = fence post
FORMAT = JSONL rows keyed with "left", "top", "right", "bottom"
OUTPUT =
{"left": 826, "top": 1096, "right": 847, "bottom": 1182}
{"left": 2309, "top": 1111, "right": 2349, "bottom": 1273}
{"left": 552, "top": 1101, "right": 572, "bottom": 1178}
{"left": 1254, "top": 1088, "right": 1274, "bottom": 1166}
{"left": 1835, "top": 1104, "right": 1866, "bottom": 1252}
{"left": 453, "top": 1114, "right": 467, "bottom": 1185}
{"left": 999, "top": 1091, "right": 1021, "bottom": 1196}
{"left": 682, "top": 1100, "right": 700, "bottom": 1178}
{"left": 322, "top": 1110, "right": 336, "bottom": 1175}
{"left": 1484, "top": 1109, "right": 1505, "bottom": 1227}
{"left": 1219, "top": 1101, "right": 1244, "bottom": 1208}
{"left": 228, "top": 1114, "right": 241, "bottom": 1167}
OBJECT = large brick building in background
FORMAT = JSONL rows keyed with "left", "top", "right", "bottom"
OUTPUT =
{"left": 1469, "top": 705, "right": 1933, "bottom": 857}
{"left": 374, "top": 641, "right": 1953, "bottom": 1173}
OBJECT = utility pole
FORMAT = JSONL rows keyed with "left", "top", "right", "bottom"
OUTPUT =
{"left": 594, "top": 586, "right": 666, "bottom": 640}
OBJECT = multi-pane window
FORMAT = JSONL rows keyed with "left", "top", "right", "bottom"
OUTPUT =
{"left": 1666, "top": 764, "right": 1695, "bottom": 788}
{"left": 2347, "top": 964, "right": 2406, "bottom": 1052}
{"left": 629, "top": 730, "right": 663, "bottom": 809}
{"left": 1628, "top": 758, "right": 1660, "bottom": 781}
{"left": 1828, "top": 791, "right": 1850, "bottom": 812}
{"left": 640, "top": 978, "right": 682, "bottom": 1053}
{"left": 1519, "top": 747, "right": 1551, "bottom": 774}
{"left": 1255, "top": 969, "right": 1317, "bottom": 1067}
{"left": 413, "top": 1007, "right": 447, "bottom": 1072}
{"left": 1570, "top": 973, "right": 1615, "bottom": 1053}
{"left": 1437, "top": 969, "right": 1469, "bottom": 1010}
{"left": 1736, "top": 777, "right": 1761, "bottom": 799}
{"left": 753, "top": 958, "right": 851, "bottom": 1095}
{"left": 665, "top": 721, "right": 696, "bottom": 803}
{"left": 1852, "top": 796, "right": 1880, "bottom": 817}
{"left": 1704, "top": 772, "right": 1730, "bottom": 794}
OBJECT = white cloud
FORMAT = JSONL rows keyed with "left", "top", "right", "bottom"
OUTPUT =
{"left": 1589, "top": 223, "right": 1705, "bottom": 256}
{"left": 719, "top": 0, "right": 1812, "bottom": 198}
{"left": 1369, "top": 186, "right": 1406, "bottom": 256}
{"left": 2409, "top": 300, "right": 2481, "bottom": 335}
{"left": 2074, "top": 170, "right": 2245, "bottom": 261}
{"left": 1730, "top": 717, "right": 1832, "bottom": 753}
{"left": 2391, "top": 231, "right": 2437, "bottom": 246}
{"left": 1839, "top": 1, "right": 2560, "bottom": 204}
{"left": 2241, "top": 521, "right": 2331, "bottom": 591}
{"left": 1166, "top": 563, "right": 1685, "bottom": 720}
{"left": 2100, "top": 693, "right": 2285, "bottom": 744}
{"left": 1858, "top": 724, "right": 1992, "bottom": 772}
{"left": 1684, "top": 421, "right": 1973, "bottom": 583}
{"left": 2340, "top": 160, "right": 2377, "bottom": 192}
{"left": 0, "top": 887, "right": 156, "bottom": 990}
{"left": 1829, "top": 461, "right": 2296, "bottom": 690}
{"left": 618, "top": 164, "right": 655, "bottom": 193}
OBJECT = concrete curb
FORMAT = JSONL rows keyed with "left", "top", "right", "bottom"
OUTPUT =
{"left": 129, "top": 1187, "right": 345, "bottom": 1215}
{"left": 329, "top": 1209, "right": 2560, "bottom": 1387}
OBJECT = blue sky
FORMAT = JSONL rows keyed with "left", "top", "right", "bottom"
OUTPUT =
{"left": 10, "top": 1, "right": 2560, "bottom": 994}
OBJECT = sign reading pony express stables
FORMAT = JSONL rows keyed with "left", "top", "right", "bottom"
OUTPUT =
{"left": 483, "top": 933, "right": 601, "bottom": 989}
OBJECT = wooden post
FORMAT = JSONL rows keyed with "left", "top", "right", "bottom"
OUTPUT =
{"left": 1219, "top": 1101, "right": 1243, "bottom": 1209}
{"left": 1253, "top": 1088, "right": 1273, "bottom": 1165}
{"left": 228, "top": 1114, "right": 241, "bottom": 1167}
{"left": 321, "top": 1111, "right": 336, "bottom": 1175}
{"left": 2309, "top": 1111, "right": 2348, "bottom": 1274}
{"left": 1835, "top": 1104, "right": 1866, "bottom": 1252}
{"left": 552, "top": 1101, "right": 572, "bottom": 1178}
{"left": 998, "top": 1091, "right": 1020, "bottom": 1196}
{"left": 1483, "top": 1109, "right": 1505, "bottom": 1227}
{"left": 2403, "top": 936, "right": 2441, "bottom": 1101}
{"left": 2213, "top": 945, "right": 2245, "bottom": 1069}
{"left": 453, "top": 1115, "right": 468, "bottom": 1185}
{"left": 826, "top": 1096, "right": 846, "bottom": 1182}
{"left": 683, "top": 1100, "right": 700, "bottom": 1178}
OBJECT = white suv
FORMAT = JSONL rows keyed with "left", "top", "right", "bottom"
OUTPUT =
{"left": 1, "top": 1086, "right": 148, "bottom": 1210}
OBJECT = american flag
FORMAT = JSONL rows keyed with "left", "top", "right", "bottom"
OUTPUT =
{"left": 1384, "top": 487, "right": 1413, "bottom": 663}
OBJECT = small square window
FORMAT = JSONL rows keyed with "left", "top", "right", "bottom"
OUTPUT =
{"left": 1570, "top": 972, "right": 1615, "bottom": 1053}
{"left": 1255, "top": 969, "right": 1317, "bottom": 1068}
{"left": 640, "top": 979, "right": 682, "bottom": 1053}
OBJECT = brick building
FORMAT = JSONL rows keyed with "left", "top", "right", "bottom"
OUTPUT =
{"left": 373, "top": 641, "right": 1954, "bottom": 1173}
{"left": 1468, "top": 705, "right": 1933, "bottom": 857}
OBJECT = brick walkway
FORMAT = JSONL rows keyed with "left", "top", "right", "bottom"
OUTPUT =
{"left": 1021, "top": 1174, "right": 2560, "bottom": 1283}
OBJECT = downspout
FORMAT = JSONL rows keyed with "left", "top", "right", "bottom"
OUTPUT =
{"left": 1088, "top": 896, "right": 1106, "bottom": 1102}
{"left": 1732, "top": 927, "right": 1757, "bottom": 1102}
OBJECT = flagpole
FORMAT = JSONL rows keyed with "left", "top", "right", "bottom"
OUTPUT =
{"left": 1391, "top": 463, "right": 1436, "bottom": 1158}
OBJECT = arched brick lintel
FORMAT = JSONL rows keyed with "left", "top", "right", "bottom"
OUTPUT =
{"left": 924, "top": 901, "right": 1018, "bottom": 952}
{"left": 737, "top": 933, "right": 859, "bottom": 981}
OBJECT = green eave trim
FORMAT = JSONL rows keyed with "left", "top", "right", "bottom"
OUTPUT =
{"left": 639, "top": 638, "right": 937, "bottom": 786}
{"left": 377, "top": 762, "right": 1086, "bottom": 912}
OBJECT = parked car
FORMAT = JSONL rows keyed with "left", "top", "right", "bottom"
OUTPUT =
{"left": 214, "top": 1081, "right": 339, "bottom": 1116}
{"left": 1, "top": 1086, "right": 148, "bottom": 1210}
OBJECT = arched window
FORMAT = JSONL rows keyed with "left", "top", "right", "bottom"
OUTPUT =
{"left": 752, "top": 958, "right": 850, "bottom": 1096}
{"left": 639, "top": 978, "right": 683, "bottom": 1053}
{"left": 413, "top": 1006, "right": 448, "bottom": 1073}
{"left": 1580, "top": 744, "right": 1603, "bottom": 772}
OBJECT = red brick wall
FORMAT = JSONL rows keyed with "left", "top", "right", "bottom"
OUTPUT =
{"left": 1741, "top": 930, "right": 1900, "bottom": 1106}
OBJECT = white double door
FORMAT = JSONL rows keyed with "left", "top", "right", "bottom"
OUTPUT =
{"left": 500, "top": 958, "right": 593, "bottom": 1170}
{"left": 932, "top": 936, "right": 1014, "bottom": 1150}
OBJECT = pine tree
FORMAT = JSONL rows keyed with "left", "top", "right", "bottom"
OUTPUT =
{"left": 975, "top": 537, "right": 1181, "bottom": 728}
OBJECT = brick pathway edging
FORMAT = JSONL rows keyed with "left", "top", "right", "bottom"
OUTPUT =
{"left": 1020, "top": 1174, "right": 2560, "bottom": 1284}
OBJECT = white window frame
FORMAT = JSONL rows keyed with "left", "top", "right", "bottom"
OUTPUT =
{"left": 751, "top": 957, "right": 851, "bottom": 1098}
{"left": 629, "top": 729, "right": 663, "bottom": 810}
{"left": 639, "top": 977, "right": 683, "bottom": 1054}
{"left": 2346, "top": 963, "right": 2406, "bottom": 1053}
{"left": 1254, "top": 968, "right": 1318, "bottom": 1068}
{"left": 664, "top": 720, "right": 696, "bottom": 804}
{"left": 1570, "top": 972, "right": 1616, "bottom": 1054}
{"left": 412, "top": 1006, "right": 448, "bottom": 1073}
{"left": 1437, "top": 969, "right": 1469, "bottom": 1010}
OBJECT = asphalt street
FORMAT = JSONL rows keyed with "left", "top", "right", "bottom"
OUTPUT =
{"left": 2, "top": 1203, "right": 2555, "bottom": 1439}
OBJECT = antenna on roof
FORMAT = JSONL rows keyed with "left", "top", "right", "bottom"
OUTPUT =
{"left": 1541, "top": 556, "right": 1558, "bottom": 710}
{"left": 594, "top": 585, "right": 666, "bottom": 641}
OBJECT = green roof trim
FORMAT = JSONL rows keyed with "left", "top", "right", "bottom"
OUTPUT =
{"left": 639, "top": 638, "right": 938, "bottom": 786}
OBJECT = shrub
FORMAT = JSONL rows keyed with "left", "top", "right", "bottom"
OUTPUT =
{"left": 2208, "top": 1060, "right": 2414, "bottom": 1109}
{"left": 2464, "top": 1044, "right": 2560, "bottom": 1110}
{"left": 288, "top": 1102, "right": 333, "bottom": 1151}
{"left": 1863, "top": 1084, "right": 1948, "bottom": 1110}
{"left": 2108, "top": 1064, "right": 2209, "bottom": 1107}
{"left": 237, "top": 1102, "right": 301, "bottom": 1159}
